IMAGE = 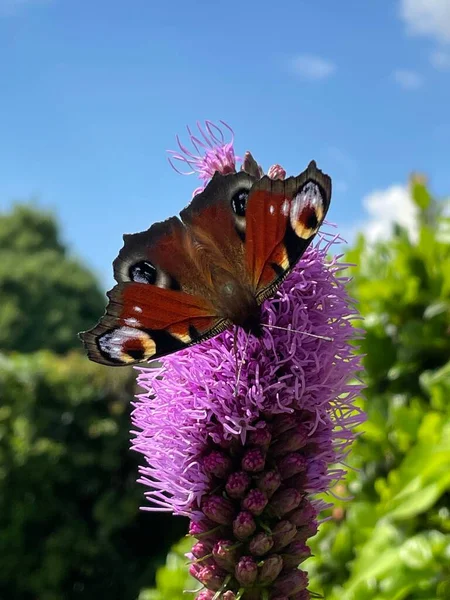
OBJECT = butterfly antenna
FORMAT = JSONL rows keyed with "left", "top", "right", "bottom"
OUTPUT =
{"left": 262, "top": 323, "right": 334, "bottom": 342}
{"left": 234, "top": 328, "right": 250, "bottom": 397}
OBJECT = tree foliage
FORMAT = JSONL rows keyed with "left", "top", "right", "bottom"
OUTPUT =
{"left": 0, "top": 203, "right": 105, "bottom": 354}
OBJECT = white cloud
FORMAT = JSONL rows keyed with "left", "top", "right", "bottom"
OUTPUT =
{"left": 290, "top": 55, "right": 336, "bottom": 80}
{"left": 361, "top": 184, "right": 417, "bottom": 242}
{"left": 400, "top": 0, "right": 450, "bottom": 43}
{"left": 392, "top": 69, "right": 423, "bottom": 89}
{"left": 430, "top": 49, "right": 450, "bottom": 70}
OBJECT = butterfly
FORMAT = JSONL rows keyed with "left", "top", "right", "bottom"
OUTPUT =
{"left": 80, "top": 155, "right": 332, "bottom": 366}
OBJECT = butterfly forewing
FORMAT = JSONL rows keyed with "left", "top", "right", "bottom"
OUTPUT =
{"left": 245, "top": 161, "right": 332, "bottom": 303}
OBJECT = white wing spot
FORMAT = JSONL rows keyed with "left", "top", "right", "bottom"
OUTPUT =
{"left": 125, "top": 317, "right": 141, "bottom": 327}
{"left": 269, "top": 204, "right": 275, "bottom": 215}
{"left": 282, "top": 199, "right": 290, "bottom": 216}
{"left": 134, "top": 306, "right": 143, "bottom": 313}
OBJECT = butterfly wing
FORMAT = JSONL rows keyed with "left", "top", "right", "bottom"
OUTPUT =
{"left": 179, "top": 170, "right": 256, "bottom": 288}
{"left": 81, "top": 161, "right": 331, "bottom": 366}
{"left": 80, "top": 216, "right": 229, "bottom": 366}
{"left": 81, "top": 282, "right": 226, "bottom": 365}
{"left": 244, "top": 160, "right": 332, "bottom": 302}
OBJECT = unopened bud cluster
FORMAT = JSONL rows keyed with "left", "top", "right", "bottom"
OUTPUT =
{"left": 188, "top": 411, "right": 324, "bottom": 599}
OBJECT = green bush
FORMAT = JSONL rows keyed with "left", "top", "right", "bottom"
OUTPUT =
{"left": 0, "top": 351, "right": 187, "bottom": 600}
{"left": 306, "top": 177, "right": 450, "bottom": 599}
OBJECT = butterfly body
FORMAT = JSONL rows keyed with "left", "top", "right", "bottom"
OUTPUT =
{"left": 81, "top": 160, "right": 332, "bottom": 366}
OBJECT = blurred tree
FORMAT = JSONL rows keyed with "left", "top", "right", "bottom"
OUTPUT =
{"left": 0, "top": 203, "right": 105, "bottom": 353}
{"left": 0, "top": 351, "right": 187, "bottom": 600}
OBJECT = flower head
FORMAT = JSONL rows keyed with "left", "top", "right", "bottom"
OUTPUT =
{"left": 131, "top": 122, "right": 365, "bottom": 599}
{"left": 167, "top": 120, "right": 239, "bottom": 196}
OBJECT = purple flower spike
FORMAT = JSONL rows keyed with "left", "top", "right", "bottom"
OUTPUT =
{"left": 167, "top": 120, "right": 239, "bottom": 197}
{"left": 132, "top": 122, "right": 365, "bottom": 599}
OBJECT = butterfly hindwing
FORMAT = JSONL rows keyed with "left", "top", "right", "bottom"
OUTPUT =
{"left": 244, "top": 161, "right": 332, "bottom": 302}
{"left": 81, "top": 215, "right": 229, "bottom": 366}
{"left": 81, "top": 282, "right": 227, "bottom": 366}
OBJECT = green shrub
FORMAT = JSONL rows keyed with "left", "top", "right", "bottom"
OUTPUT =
{"left": 305, "top": 177, "right": 450, "bottom": 599}
{"left": 0, "top": 351, "right": 187, "bottom": 600}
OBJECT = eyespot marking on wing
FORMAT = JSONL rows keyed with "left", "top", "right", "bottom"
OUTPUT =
{"left": 128, "top": 260, "right": 176, "bottom": 289}
{"left": 230, "top": 187, "right": 250, "bottom": 233}
{"left": 290, "top": 181, "right": 325, "bottom": 239}
{"left": 97, "top": 326, "right": 156, "bottom": 364}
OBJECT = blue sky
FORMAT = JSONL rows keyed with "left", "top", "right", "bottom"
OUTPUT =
{"left": 1, "top": 0, "right": 449, "bottom": 286}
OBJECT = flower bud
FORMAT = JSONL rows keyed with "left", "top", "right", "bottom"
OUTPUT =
{"left": 191, "top": 540, "right": 212, "bottom": 558}
{"left": 195, "top": 590, "right": 215, "bottom": 600}
{"left": 277, "top": 452, "right": 307, "bottom": 479}
{"left": 249, "top": 424, "right": 272, "bottom": 448}
{"left": 242, "top": 488, "right": 268, "bottom": 515}
{"left": 271, "top": 425, "right": 309, "bottom": 456}
{"left": 226, "top": 471, "right": 251, "bottom": 499}
{"left": 272, "top": 413, "right": 299, "bottom": 436}
{"left": 233, "top": 510, "right": 256, "bottom": 540}
{"left": 269, "top": 487, "right": 302, "bottom": 517}
{"left": 289, "top": 592, "right": 310, "bottom": 600}
{"left": 203, "top": 450, "right": 233, "bottom": 478}
{"left": 249, "top": 531, "right": 274, "bottom": 556}
{"left": 287, "top": 498, "right": 317, "bottom": 527}
{"left": 272, "top": 569, "right": 308, "bottom": 596}
{"left": 271, "top": 520, "right": 297, "bottom": 551}
{"left": 294, "top": 520, "right": 319, "bottom": 543}
{"left": 235, "top": 555, "right": 258, "bottom": 586}
{"left": 242, "top": 448, "right": 266, "bottom": 472}
{"left": 191, "top": 563, "right": 226, "bottom": 591}
{"left": 259, "top": 554, "right": 283, "bottom": 584}
{"left": 281, "top": 540, "right": 312, "bottom": 568}
{"left": 212, "top": 539, "right": 238, "bottom": 572}
{"left": 201, "top": 495, "right": 235, "bottom": 525}
{"left": 257, "top": 470, "right": 281, "bottom": 497}
{"left": 189, "top": 519, "right": 216, "bottom": 538}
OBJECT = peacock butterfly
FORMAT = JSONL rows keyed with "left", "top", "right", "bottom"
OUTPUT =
{"left": 80, "top": 154, "right": 332, "bottom": 366}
